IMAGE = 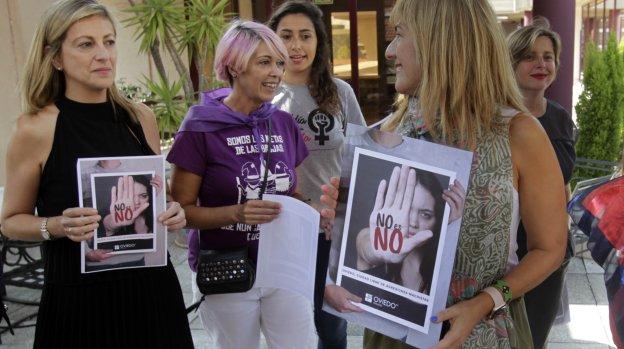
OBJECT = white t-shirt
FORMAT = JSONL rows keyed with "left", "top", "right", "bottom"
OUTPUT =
{"left": 272, "top": 78, "right": 366, "bottom": 205}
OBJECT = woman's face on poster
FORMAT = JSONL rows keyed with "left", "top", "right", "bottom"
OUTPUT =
{"left": 133, "top": 181, "right": 149, "bottom": 211}
{"left": 408, "top": 183, "right": 436, "bottom": 236}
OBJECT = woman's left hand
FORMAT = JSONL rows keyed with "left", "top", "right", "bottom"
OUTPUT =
{"left": 150, "top": 175, "right": 164, "bottom": 195}
{"left": 432, "top": 293, "right": 493, "bottom": 349}
{"left": 319, "top": 177, "right": 339, "bottom": 240}
{"left": 158, "top": 201, "right": 186, "bottom": 232}
{"left": 443, "top": 179, "right": 466, "bottom": 223}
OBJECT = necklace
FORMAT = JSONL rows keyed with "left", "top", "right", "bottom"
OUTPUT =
{"left": 398, "top": 97, "right": 429, "bottom": 139}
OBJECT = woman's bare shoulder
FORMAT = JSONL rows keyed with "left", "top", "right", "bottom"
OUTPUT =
{"left": 13, "top": 104, "right": 59, "bottom": 144}
{"left": 508, "top": 111, "right": 558, "bottom": 178}
{"left": 509, "top": 112, "right": 549, "bottom": 150}
{"left": 135, "top": 102, "right": 156, "bottom": 119}
{"left": 134, "top": 102, "right": 160, "bottom": 154}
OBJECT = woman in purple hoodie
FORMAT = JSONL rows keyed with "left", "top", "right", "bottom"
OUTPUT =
{"left": 167, "top": 20, "right": 338, "bottom": 348}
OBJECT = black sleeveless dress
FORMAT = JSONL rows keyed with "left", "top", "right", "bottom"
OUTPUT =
{"left": 34, "top": 96, "right": 193, "bottom": 348}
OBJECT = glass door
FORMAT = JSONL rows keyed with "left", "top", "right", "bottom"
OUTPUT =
{"left": 319, "top": 1, "right": 393, "bottom": 125}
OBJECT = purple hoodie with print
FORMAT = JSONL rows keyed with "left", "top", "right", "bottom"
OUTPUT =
{"left": 167, "top": 88, "right": 308, "bottom": 271}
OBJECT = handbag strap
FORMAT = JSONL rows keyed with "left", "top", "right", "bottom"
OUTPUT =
{"left": 186, "top": 295, "right": 205, "bottom": 314}
{"left": 258, "top": 118, "right": 272, "bottom": 200}
{"left": 195, "top": 118, "right": 273, "bottom": 248}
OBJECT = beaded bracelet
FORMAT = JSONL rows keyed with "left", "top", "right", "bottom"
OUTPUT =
{"left": 493, "top": 279, "right": 512, "bottom": 303}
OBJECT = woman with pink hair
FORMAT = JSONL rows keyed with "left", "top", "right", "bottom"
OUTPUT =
{"left": 168, "top": 20, "right": 338, "bottom": 348}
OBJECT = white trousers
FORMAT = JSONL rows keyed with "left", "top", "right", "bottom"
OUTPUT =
{"left": 192, "top": 272, "right": 313, "bottom": 349}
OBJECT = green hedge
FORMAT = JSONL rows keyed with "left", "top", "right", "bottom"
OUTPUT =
{"left": 574, "top": 35, "right": 624, "bottom": 180}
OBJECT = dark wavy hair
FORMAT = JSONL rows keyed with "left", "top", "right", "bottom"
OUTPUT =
{"left": 111, "top": 174, "right": 153, "bottom": 236}
{"left": 385, "top": 169, "right": 445, "bottom": 294}
{"left": 132, "top": 174, "right": 154, "bottom": 233}
{"left": 413, "top": 170, "right": 445, "bottom": 294}
{"left": 268, "top": 0, "right": 340, "bottom": 115}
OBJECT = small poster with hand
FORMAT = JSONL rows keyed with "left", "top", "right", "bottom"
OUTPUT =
{"left": 77, "top": 155, "right": 168, "bottom": 273}
{"left": 91, "top": 171, "right": 157, "bottom": 254}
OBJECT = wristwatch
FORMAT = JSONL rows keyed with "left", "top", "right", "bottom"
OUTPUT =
{"left": 481, "top": 286, "right": 506, "bottom": 313}
{"left": 40, "top": 217, "right": 51, "bottom": 240}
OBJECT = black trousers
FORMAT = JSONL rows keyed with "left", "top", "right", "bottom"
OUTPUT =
{"left": 517, "top": 222, "right": 572, "bottom": 349}
{"left": 314, "top": 233, "right": 348, "bottom": 349}
{"left": 523, "top": 260, "right": 569, "bottom": 349}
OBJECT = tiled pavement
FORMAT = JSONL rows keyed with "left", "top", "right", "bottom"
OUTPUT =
{"left": 0, "top": 232, "right": 616, "bottom": 348}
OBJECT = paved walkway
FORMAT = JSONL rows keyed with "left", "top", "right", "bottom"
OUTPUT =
{"left": 0, "top": 232, "right": 616, "bottom": 348}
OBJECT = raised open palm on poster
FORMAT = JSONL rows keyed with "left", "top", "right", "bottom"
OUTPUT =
{"left": 107, "top": 175, "right": 149, "bottom": 230}
{"left": 368, "top": 165, "right": 433, "bottom": 264}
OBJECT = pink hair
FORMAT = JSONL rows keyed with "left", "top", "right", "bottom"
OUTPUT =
{"left": 214, "top": 20, "right": 289, "bottom": 84}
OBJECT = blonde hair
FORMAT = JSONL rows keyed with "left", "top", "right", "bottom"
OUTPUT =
{"left": 507, "top": 17, "right": 562, "bottom": 70}
{"left": 381, "top": 94, "right": 409, "bottom": 133}
{"left": 21, "top": 0, "right": 138, "bottom": 121}
{"left": 383, "top": 0, "right": 527, "bottom": 149}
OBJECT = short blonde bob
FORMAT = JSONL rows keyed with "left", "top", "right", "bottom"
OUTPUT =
{"left": 507, "top": 17, "right": 562, "bottom": 70}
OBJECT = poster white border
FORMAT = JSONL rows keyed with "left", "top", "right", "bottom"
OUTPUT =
{"left": 90, "top": 170, "right": 157, "bottom": 254}
{"left": 336, "top": 147, "right": 456, "bottom": 333}
{"left": 77, "top": 155, "right": 168, "bottom": 273}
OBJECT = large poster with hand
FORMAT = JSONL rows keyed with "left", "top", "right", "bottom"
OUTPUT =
{"left": 323, "top": 124, "right": 473, "bottom": 348}
{"left": 337, "top": 148, "right": 455, "bottom": 331}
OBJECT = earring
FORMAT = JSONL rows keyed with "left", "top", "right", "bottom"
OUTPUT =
{"left": 231, "top": 73, "right": 237, "bottom": 79}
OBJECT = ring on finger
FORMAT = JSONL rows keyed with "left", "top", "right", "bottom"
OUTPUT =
{"left": 65, "top": 226, "right": 72, "bottom": 234}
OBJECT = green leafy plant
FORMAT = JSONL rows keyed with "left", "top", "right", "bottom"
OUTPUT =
{"left": 181, "top": 0, "right": 229, "bottom": 91}
{"left": 117, "top": 78, "right": 149, "bottom": 102}
{"left": 123, "top": 0, "right": 192, "bottom": 99}
{"left": 123, "top": 0, "right": 230, "bottom": 141}
{"left": 143, "top": 74, "right": 186, "bottom": 144}
{"left": 604, "top": 35, "right": 624, "bottom": 147}
{"left": 123, "top": 0, "right": 230, "bottom": 101}
{"left": 574, "top": 37, "right": 624, "bottom": 180}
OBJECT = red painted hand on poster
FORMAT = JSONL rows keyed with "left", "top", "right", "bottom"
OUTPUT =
{"left": 105, "top": 175, "right": 150, "bottom": 233}
{"left": 367, "top": 165, "right": 433, "bottom": 264}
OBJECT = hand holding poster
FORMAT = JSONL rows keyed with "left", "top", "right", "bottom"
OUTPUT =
{"left": 323, "top": 124, "right": 473, "bottom": 348}
{"left": 77, "top": 156, "right": 168, "bottom": 273}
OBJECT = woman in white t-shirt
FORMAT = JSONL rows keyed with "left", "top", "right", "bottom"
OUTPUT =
{"left": 268, "top": 2, "right": 366, "bottom": 348}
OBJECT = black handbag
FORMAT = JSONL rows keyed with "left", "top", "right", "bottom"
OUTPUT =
{"left": 195, "top": 247, "right": 256, "bottom": 295}
{"left": 193, "top": 119, "right": 272, "bottom": 298}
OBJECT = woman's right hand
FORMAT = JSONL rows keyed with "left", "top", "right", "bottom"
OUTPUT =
{"left": 59, "top": 207, "right": 101, "bottom": 242}
{"left": 235, "top": 200, "right": 281, "bottom": 225}
{"left": 324, "top": 284, "right": 363, "bottom": 313}
{"left": 366, "top": 165, "right": 432, "bottom": 264}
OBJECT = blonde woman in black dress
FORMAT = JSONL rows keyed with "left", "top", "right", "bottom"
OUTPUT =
{"left": 1, "top": 1, "right": 192, "bottom": 347}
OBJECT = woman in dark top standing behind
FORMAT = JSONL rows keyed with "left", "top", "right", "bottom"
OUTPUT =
{"left": 0, "top": 1, "right": 192, "bottom": 347}
{"left": 508, "top": 18, "right": 576, "bottom": 349}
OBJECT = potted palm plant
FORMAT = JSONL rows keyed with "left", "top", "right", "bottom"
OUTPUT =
{"left": 123, "top": 0, "right": 230, "bottom": 145}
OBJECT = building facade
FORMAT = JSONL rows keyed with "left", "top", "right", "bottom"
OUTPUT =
{"left": 1, "top": 0, "right": 621, "bottom": 185}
